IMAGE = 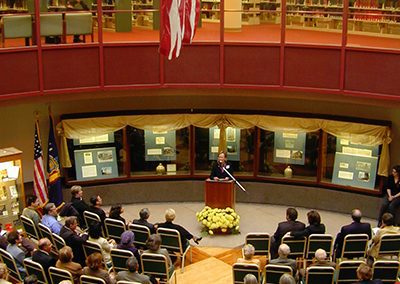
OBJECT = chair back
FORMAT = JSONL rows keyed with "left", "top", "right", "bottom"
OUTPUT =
{"left": 65, "top": 12, "right": 93, "bottom": 37}
{"left": 232, "top": 262, "right": 260, "bottom": 284}
{"left": 0, "top": 248, "right": 23, "bottom": 282}
{"left": 80, "top": 275, "right": 107, "bottom": 284}
{"left": 104, "top": 218, "right": 126, "bottom": 243}
{"left": 157, "top": 227, "right": 184, "bottom": 254}
{"left": 40, "top": 13, "right": 63, "bottom": 37}
{"left": 372, "top": 260, "right": 400, "bottom": 284}
{"left": 128, "top": 223, "right": 150, "bottom": 249}
{"left": 281, "top": 235, "right": 307, "bottom": 260}
{"left": 265, "top": 264, "right": 293, "bottom": 284}
{"left": 306, "top": 234, "right": 333, "bottom": 259}
{"left": 377, "top": 233, "right": 400, "bottom": 258}
{"left": 49, "top": 266, "right": 74, "bottom": 284}
{"left": 21, "top": 215, "right": 40, "bottom": 241}
{"left": 38, "top": 223, "right": 58, "bottom": 254}
{"left": 83, "top": 210, "right": 102, "bottom": 228}
{"left": 23, "top": 258, "right": 48, "bottom": 284}
{"left": 341, "top": 234, "right": 369, "bottom": 259}
{"left": 245, "top": 232, "right": 270, "bottom": 258}
{"left": 83, "top": 240, "right": 103, "bottom": 260}
{"left": 305, "top": 266, "right": 335, "bottom": 284}
{"left": 110, "top": 248, "right": 133, "bottom": 272}
{"left": 141, "top": 252, "right": 175, "bottom": 282}
{"left": 336, "top": 260, "right": 364, "bottom": 284}
{"left": 2, "top": 15, "right": 32, "bottom": 43}
{"left": 52, "top": 232, "right": 67, "bottom": 253}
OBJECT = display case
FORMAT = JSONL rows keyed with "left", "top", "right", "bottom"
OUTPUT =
{"left": 0, "top": 147, "right": 25, "bottom": 227}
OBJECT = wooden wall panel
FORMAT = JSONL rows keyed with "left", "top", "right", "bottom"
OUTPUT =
{"left": 284, "top": 47, "right": 341, "bottom": 89}
{"left": 224, "top": 45, "right": 280, "bottom": 85}
{"left": 0, "top": 51, "right": 39, "bottom": 96}
{"left": 42, "top": 48, "right": 100, "bottom": 90}
{"left": 104, "top": 45, "right": 160, "bottom": 85}
{"left": 345, "top": 50, "right": 400, "bottom": 97}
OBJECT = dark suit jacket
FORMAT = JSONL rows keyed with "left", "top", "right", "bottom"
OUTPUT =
{"left": 89, "top": 206, "right": 106, "bottom": 223}
{"left": 271, "top": 220, "right": 306, "bottom": 257}
{"left": 71, "top": 197, "right": 90, "bottom": 227}
{"left": 334, "top": 221, "right": 372, "bottom": 257}
{"left": 209, "top": 162, "right": 233, "bottom": 180}
{"left": 32, "top": 250, "right": 57, "bottom": 275}
{"left": 158, "top": 221, "right": 193, "bottom": 249}
{"left": 291, "top": 223, "right": 326, "bottom": 238}
{"left": 132, "top": 219, "right": 156, "bottom": 234}
{"left": 60, "top": 226, "right": 89, "bottom": 266}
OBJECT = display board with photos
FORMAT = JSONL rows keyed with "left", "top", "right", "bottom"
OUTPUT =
{"left": 73, "top": 133, "right": 114, "bottom": 146}
{"left": 144, "top": 130, "right": 176, "bottom": 161}
{"left": 332, "top": 138, "right": 379, "bottom": 190}
{"left": 74, "top": 147, "right": 119, "bottom": 181}
{"left": 209, "top": 126, "right": 241, "bottom": 161}
{"left": 273, "top": 131, "right": 306, "bottom": 165}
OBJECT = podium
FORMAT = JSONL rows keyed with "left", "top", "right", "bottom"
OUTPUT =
{"left": 205, "top": 180, "right": 235, "bottom": 209}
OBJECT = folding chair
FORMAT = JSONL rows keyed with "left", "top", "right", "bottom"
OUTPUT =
{"left": 65, "top": 12, "right": 94, "bottom": 43}
{"left": 157, "top": 227, "right": 192, "bottom": 272}
{"left": 104, "top": 218, "right": 126, "bottom": 243}
{"left": 372, "top": 260, "right": 400, "bottom": 284}
{"left": 141, "top": 252, "right": 177, "bottom": 284}
{"left": 83, "top": 210, "right": 105, "bottom": 237}
{"left": 23, "top": 259, "right": 49, "bottom": 284}
{"left": 245, "top": 232, "right": 271, "bottom": 259}
{"left": 1, "top": 15, "right": 32, "bottom": 47}
{"left": 49, "top": 266, "right": 75, "bottom": 284}
{"left": 39, "top": 13, "right": 63, "bottom": 43}
{"left": 305, "top": 266, "right": 335, "bottom": 284}
{"left": 339, "top": 234, "right": 369, "bottom": 261}
{"left": 281, "top": 235, "right": 307, "bottom": 260}
{"left": 232, "top": 262, "right": 261, "bottom": 284}
{"left": 80, "top": 275, "right": 106, "bottom": 284}
{"left": 52, "top": 232, "right": 67, "bottom": 253}
{"left": 83, "top": 240, "right": 103, "bottom": 260}
{"left": 305, "top": 234, "right": 333, "bottom": 266}
{"left": 21, "top": 215, "right": 40, "bottom": 241}
{"left": 128, "top": 223, "right": 150, "bottom": 249}
{"left": 110, "top": 248, "right": 133, "bottom": 272}
{"left": 376, "top": 233, "right": 400, "bottom": 260}
{"left": 336, "top": 260, "right": 364, "bottom": 284}
{"left": 0, "top": 248, "right": 23, "bottom": 282}
{"left": 38, "top": 223, "right": 58, "bottom": 255}
{"left": 264, "top": 264, "right": 293, "bottom": 284}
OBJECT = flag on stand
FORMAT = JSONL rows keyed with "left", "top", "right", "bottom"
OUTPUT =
{"left": 47, "top": 115, "right": 63, "bottom": 206}
{"left": 33, "top": 120, "right": 48, "bottom": 205}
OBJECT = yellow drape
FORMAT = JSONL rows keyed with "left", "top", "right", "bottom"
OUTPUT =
{"left": 57, "top": 114, "right": 391, "bottom": 176}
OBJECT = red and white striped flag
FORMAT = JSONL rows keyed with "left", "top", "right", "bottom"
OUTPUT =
{"left": 33, "top": 120, "right": 48, "bottom": 205}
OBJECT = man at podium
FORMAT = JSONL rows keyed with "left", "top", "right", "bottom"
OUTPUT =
{"left": 210, "top": 151, "right": 234, "bottom": 181}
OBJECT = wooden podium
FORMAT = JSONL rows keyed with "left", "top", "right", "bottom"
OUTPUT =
{"left": 205, "top": 180, "right": 235, "bottom": 209}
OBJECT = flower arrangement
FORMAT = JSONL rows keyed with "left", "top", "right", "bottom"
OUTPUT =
{"left": 196, "top": 206, "right": 240, "bottom": 235}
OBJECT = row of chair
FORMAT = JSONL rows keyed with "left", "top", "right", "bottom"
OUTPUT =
{"left": 232, "top": 260, "right": 400, "bottom": 284}
{"left": 1, "top": 12, "right": 94, "bottom": 47}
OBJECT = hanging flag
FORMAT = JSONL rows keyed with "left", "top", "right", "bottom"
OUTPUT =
{"left": 183, "top": 0, "right": 200, "bottom": 43}
{"left": 33, "top": 120, "right": 48, "bottom": 205}
{"left": 47, "top": 115, "right": 63, "bottom": 206}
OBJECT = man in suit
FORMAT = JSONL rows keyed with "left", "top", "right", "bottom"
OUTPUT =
{"left": 32, "top": 238, "right": 57, "bottom": 276}
{"left": 60, "top": 216, "right": 88, "bottom": 266}
{"left": 70, "top": 185, "right": 90, "bottom": 228}
{"left": 132, "top": 208, "right": 156, "bottom": 234}
{"left": 116, "top": 256, "right": 153, "bottom": 284}
{"left": 270, "top": 243, "right": 297, "bottom": 276}
{"left": 333, "top": 209, "right": 372, "bottom": 260}
{"left": 271, "top": 207, "right": 305, "bottom": 258}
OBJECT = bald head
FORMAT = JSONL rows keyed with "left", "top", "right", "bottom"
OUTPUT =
{"left": 278, "top": 244, "right": 291, "bottom": 257}
{"left": 38, "top": 238, "right": 52, "bottom": 252}
{"left": 351, "top": 209, "right": 362, "bottom": 223}
{"left": 315, "top": 249, "right": 327, "bottom": 261}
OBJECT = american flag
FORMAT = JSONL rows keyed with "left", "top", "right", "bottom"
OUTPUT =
{"left": 33, "top": 120, "right": 48, "bottom": 205}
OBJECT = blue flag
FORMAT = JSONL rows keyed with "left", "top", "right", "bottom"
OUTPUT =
{"left": 47, "top": 115, "right": 63, "bottom": 206}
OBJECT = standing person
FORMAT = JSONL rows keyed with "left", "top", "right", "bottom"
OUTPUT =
{"left": 132, "top": 208, "right": 156, "bottom": 234}
{"left": 291, "top": 210, "right": 325, "bottom": 238}
{"left": 41, "top": 203, "right": 63, "bottom": 235}
{"left": 378, "top": 165, "right": 400, "bottom": 226}
{"left": 209, "top": 151, "right": 233, "bottom": 181}
{"left": 70, "top": 186, "right": 90, "bottom": 228}
{"left": 21, "top": 195, "right": 41, "bottom": 227}
{"left": 60, "top": 216, "right": 89, "bottom": 266}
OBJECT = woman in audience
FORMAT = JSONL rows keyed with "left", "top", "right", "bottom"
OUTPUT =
{"left": 88, "top": 221, "right": 115, "bottom": 265}
{"left": 378, "top": 165, "right": 400, "bottom": 226}
{"left": 55, "top": 246, "right": 83, "bottom": 284}
{"left": 237, "top": 244, "right": 260, "bottom": 268}
{"left": 355, "top": 263, "right": 383, "bottom": 284}
{"left": 279, "top": 273, "right": 296, "bottom": 284}
{"left": 0, "top": 263, "right": 11, "bottom": 284}
{"left": 144, "top": 234, "right": 174, "bottom": 275}
{"left": 108, "top": 205, "right": 126, "bottom": 225}
{"left": 243, "top": 273, "right": 258, "bottom": 284}
{"left": 82, "top": 253, "right": 115, "bottom": 284}
{"left": 117, "top": 231, "right": 141, "bottom": 265}
{"left": 291, "top": 210, "right": 325, "bottom": 238}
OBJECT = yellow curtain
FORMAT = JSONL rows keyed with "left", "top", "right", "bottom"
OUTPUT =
{"left": 57, "top": 114, "right": 391, "bottom": 176}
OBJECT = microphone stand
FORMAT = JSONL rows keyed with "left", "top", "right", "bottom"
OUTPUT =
{"left": 222, "top": 166, "right": 247, "bottom": 193}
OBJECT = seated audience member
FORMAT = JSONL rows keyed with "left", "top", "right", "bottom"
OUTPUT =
{"left": 70, "top": 185, "right": 90, "bottom": 227}
{"left": 368, "top": 212, "right": 400, "bottom": 259}
{"left": 56, "top": 246, "right": 83, "bottom": 284}
{"left": 157, "top": 208, "right": 202, "bottom": 250}
{"left": 132, "top": 208, "right": 156, "bottom": 234}
{"left": 279, "top": 273, "right": 296, "bottom": 284}
{"left": 0, "top": 263, "right": 12, "bottom": 284}
{"left": 310, "top": 248, "right": 336, "bottom": 268}
{"left": 269, "top": 244, "right": 297, "bottom": 276}
{"left": 355, "top": 263, "right": 383, "bottom": 284}
{"left": 291, "top": 210, "right": 325, "bottom": 238}
{"left": 333, "top": 209, "right": 372, "bottom": 259}
{"left": 144, "top": 234, "right": 174, "bottom": 275}
{"left": 6, "top": 230, "right": 26, "bottom": 276}
{"left": 109, "top": 205, "right": 126, "bottom": 225}
{"left": 269, "top": 244, "right": 296, "bottom": 275}
{"left": 89, "top": 195, "right": 106, "bottom": 223}
{"left": 88, "top": 221, "right": 115, "bottom": 264}
{"left": 23, "top": 275, "right": 38, "bottom": 284}
{"left": 271, "top": 207, "right": 305, "bottom": 258}
{"left": 116, "top": 256, "right": 152, "bottom": 284}
{"left": 237, "top": 244, "right": 260, "bottom": 268}
{"left": 117, "top": 231, "right": 140, "bottom": 264}
{"left": 41, "top": 202, "right": 63, "bottom": 234}
{"left": 243, "top": 273, "right": 258, "bottom": 284}
{"left": 59, "top": 281, "right": 73, "bottom": 284}
{"left": 32, "top": 238, "right": 57, "bottom": 276}
{"left": 60, "top": 216, "right": 89, "bottom": 266}
{"left": 22, "top": 195, "right": 41, "bottom": 227}
{"left": 82, "top": 253, "right": 115, "bottom": 284}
